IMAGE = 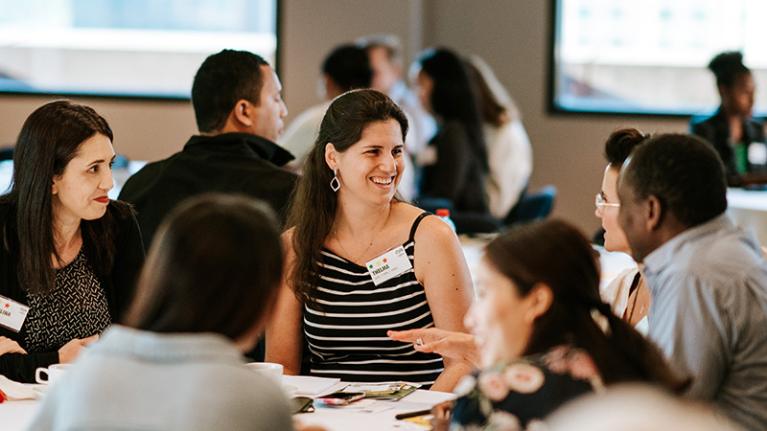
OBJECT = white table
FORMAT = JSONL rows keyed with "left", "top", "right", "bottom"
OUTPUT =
{"left": 0, "top": 376, "right": 455, "bottom": 431}
{"left": 727, "top": 187, "right": 767, "bottom": 246}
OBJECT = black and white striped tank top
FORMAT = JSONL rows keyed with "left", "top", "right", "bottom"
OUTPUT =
{"left": 303, "top": 212, "right": 444, "bottom": 387}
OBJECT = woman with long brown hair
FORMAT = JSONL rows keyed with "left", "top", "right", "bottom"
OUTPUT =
{"left": 0, "top": 101, "right": 144, "bottom": 382}
{"left": 266, "top": 89, "right": 473, "bottom": 391}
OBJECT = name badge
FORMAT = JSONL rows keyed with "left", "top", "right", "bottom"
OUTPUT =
{"left": 366, "top": 246, "right": 413, "bottom": 286}
{"left": 749, "top": 142, "right": 767, "bottom": 166}
{"left": 0, "top": 295, "right": 29, "bottom": 333}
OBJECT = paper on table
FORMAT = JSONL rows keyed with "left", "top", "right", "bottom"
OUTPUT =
{"left": 283, "top": 375, "right": 344, "bottom": 397}
{"left": 0, "top": 376, "right": 40, "bottom": 400}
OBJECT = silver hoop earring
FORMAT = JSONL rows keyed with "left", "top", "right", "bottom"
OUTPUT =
{"left": 330, "top": 169, "right": 340, "bottom": 192}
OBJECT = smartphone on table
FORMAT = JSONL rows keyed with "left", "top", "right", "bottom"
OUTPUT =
{"left": 315, "top": 391, "right": 365, "bottom": 406}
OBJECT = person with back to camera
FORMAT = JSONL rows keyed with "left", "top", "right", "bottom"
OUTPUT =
{"left": 399, "top": 220, "right": 685, "bottom": 430}
{"left": 119, "top": 49, "right": 296, "bottom": 249}
{"left": 691, "top": 51, "right": 766, "bottom": 183}
{"left": 595, "top": 128, "right": 651, "bottom": 333}
{"left": 465, "top": 56, "right": 532, "bottom": 221}
{"left": 279, "top": 44, "right": 373, "bottom": 167}
{"left": 266, "top": 89, "right": 474, "bottom": 391}
{"left": 29, "top": 194, "right": 295, "bottom": 431}
{"left": 411, "top": 48, "right": 494, "bottom": 231}
{"left": 0, "top": 101, "right": 144, "bottom": 383}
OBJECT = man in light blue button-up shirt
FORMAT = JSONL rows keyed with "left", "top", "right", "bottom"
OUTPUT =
{"left": 618, "top": 133, "right": 767, "bottom": 430}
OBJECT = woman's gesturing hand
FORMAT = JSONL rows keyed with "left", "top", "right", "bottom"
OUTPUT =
{"left": 387, "top": 328, "right": 479, "bottom": 368}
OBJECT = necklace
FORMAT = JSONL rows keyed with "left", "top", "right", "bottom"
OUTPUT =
{"left": 333, "top": 206, "right": 393, "bottom": 264}
{"left": 334, "top": 233, "right": 375, "bottom": 265}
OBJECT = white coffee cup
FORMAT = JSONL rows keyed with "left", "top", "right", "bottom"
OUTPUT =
{"left": 35, "top": 364, "right": 71, "bottom": 385}
{"left": 245, "top": 362, "right": 283, "bottom": 385}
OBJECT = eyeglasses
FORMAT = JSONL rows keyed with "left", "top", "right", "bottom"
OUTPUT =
{"left": 595, "top": 193, "right": 620, "bottom": 210}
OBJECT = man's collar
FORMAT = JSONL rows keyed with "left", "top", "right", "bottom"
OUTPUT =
{"left": 643, "top": 213, "right": 732, "bottom": 277}
{"left": 185, "top": 132, "right": 295, "bottom": 166}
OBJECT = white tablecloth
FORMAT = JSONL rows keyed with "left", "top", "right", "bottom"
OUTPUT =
{"left": 727, "top": 187, "right": 767, "bottom": 246}
{"left": 0, "top": 375, "right": 455, "bottom": 431}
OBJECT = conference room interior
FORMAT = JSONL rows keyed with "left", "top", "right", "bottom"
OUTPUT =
{"left": 2, "top": 1, "right": 767, "bottom": 430}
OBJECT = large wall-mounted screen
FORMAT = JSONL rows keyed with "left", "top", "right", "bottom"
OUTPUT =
{"left": 550, "top": 0, "right": 767, "bottom": 116}
{"left": 0, "top": 0, "right": 277, "bottom": 99}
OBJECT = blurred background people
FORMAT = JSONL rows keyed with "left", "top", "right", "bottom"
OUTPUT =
{"left": 30, "top": 194, "right": 293, "bottom": 431}
{"left": 466, "top": 56, "right": 532, "bottom": 221}
{"left": 267, "top": 89, "right": 473, "bottom": 391}
{"left": 596, "top": 128, "right": 650, "bottom": 332}
{"left": 691, "top": 51, "right": 766, "bottom": 183}
{"left": 279, "top": 44, "right": 372, "bottom": 166}
{"left": 359, "top": 34, "right": 437, "bottom": 200}
{"left": 0, "top": 101, "right": 144, "bottom": 382}
{"left": 412, "top": 48, "right": 494, "bottom": 233}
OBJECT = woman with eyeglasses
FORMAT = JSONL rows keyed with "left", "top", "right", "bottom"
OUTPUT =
{"left": 595, "top": 128, "right": 650, "bottom": 333}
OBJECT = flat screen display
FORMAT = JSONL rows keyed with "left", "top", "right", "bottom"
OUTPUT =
{"left": 550, "top": 0, "right": 767, "bottom": 116}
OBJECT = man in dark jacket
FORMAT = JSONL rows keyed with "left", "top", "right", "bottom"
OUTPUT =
{"left": 119, "top": 49, "right": 297, "bottom": 248}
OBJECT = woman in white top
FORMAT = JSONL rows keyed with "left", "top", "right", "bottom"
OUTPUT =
{"left": 595, "top": 129, "right": 651, "bottom": 333}
{"left": 466, "top": 56, "right": 532, "bottom": 220}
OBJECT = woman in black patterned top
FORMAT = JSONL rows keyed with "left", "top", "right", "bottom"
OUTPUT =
{"left": 0, "top": 101, "right": 144, "bottom": 382}
{"left": 266, "top": 89, "right": 474, "bottom": 391}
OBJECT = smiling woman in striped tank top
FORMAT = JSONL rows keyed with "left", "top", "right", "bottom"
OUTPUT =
{"left": 266, "top": 89, "right": 474, "bottom": 391}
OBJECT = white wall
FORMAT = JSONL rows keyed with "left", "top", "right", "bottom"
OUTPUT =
{"left": 0, "top": 0, "right": 691, "bottom": 232}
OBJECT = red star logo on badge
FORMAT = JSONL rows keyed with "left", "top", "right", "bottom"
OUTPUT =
{"left": 3, "top": 303, "right": 9, "bottom": 308}
{"left": 383, "top": 258, "right": 387, "bottom": 263}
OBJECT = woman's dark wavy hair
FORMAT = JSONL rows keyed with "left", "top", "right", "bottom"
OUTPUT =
{"left": 415, "top": 48, "right": 488, "bottom": 171}
{"left": 286, "top": 89, "right": 408, "bottom": 304}
{"left": 125, "top": 194, "right": 283, "bottom": 339}
{"left": 485, "top": 219, "right": 687, "bottom": 390}
{"left": 604, "top": 128, "right": 648, "bottom": 167}
{"left": 0, "top": 100, "right": 125, "bottom": 294}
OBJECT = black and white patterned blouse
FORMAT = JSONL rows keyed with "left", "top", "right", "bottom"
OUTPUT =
{"left": 23, "top": 250, "right": 111, "bottom": 352}
{"left": 303, "top": 213, "right": 444, "bottom": 387}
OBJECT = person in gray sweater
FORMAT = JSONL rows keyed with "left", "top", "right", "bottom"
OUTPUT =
{"left": 29, "top": 194, "right": 293, "bottom": 431}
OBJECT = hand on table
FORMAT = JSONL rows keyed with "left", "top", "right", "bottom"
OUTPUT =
{"left": 430, "top": 401, "right": 453, "bottom": 431}
{"left": 387, "top": 328, "right": 479, "bottom": 367}
{"left": 0, "top": 336, "right": 26, "bottom": 355}
{"left": 58, "top": 334, "right": 99, "bottom": 363}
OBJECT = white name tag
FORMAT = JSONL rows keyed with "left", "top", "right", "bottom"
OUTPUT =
{"left": 366, "top": 246, "right": 413, "bottom": 286}
{"left": 0, "top": 295, "right": 29, "bottom": 333}
{"left": 749, "top": 142, "right": 767, "bottom": 165}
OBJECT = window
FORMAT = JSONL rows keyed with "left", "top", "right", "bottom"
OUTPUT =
{"left": 549, "top": 0, "right": 767, "bottom": 116}
{"left": 0, "top": 0, "right": 278, "bottom": 99}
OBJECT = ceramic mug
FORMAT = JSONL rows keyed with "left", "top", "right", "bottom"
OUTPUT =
{"left": 35, "top": 364, "right": 71, "bottom": 385}
{"left": 245, "top": 362, "right": 283, "bottom": 385}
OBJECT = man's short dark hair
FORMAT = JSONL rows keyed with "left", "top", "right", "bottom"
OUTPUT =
{"left": 191, "top": 49, "right": 269, "bottom": 133}
{"left": 622, "top": 133, "right": 727, "bottom": 227}
{"left": 321, "top": 44, "right": 372, "bottom": 92}
{"left": 604, "top": 128, "right": 648, "bottom": 166}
